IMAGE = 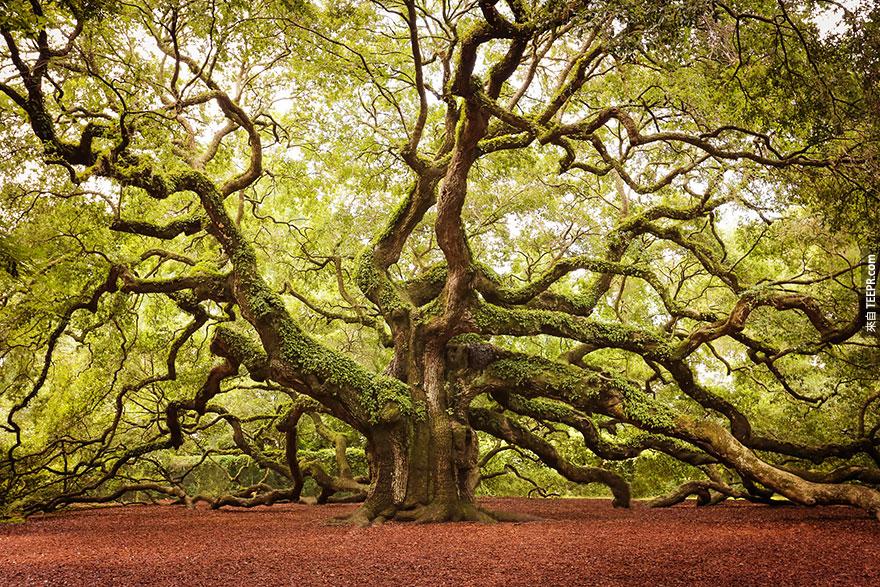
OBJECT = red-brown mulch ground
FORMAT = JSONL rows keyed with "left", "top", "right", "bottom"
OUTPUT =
{"left": 1, "top": 498, "right": 878, "bottom": 586}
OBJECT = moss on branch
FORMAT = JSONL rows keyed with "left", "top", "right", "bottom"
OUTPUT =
{"left": 473, "top": 302, "right": 674, "bottom": 361}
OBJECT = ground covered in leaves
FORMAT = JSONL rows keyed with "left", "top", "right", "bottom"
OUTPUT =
{"left": 1, "top": 498, "right": 878, "bottom": 586}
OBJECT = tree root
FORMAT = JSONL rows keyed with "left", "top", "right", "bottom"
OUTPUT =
{"left": 330, "top": 498, "right": 542, "bottom": 526}
{"left": 211, "top": 488, "right": 299, "bottom": 509}
{"left": 396, "top": 500, "right": 496, "bottom": 523}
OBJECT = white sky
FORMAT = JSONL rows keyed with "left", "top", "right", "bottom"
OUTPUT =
{"left": 813, "top": 0, "right": 861, "bottom": 38}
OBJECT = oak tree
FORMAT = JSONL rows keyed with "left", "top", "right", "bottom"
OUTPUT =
{"left": 1, "top": 0, "right": 879, "bottom": 524}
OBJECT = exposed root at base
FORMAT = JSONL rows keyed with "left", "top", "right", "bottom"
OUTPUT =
{"left": 329, "top": 500, "right": 543, "bottom": 526}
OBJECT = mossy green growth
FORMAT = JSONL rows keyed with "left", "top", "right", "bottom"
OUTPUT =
{"left": 191, "top": 260, "right": 226, "bottom": 277}
{"left": 448, "top": 332, "right": 487, "bottom": 345}
{"left": 275, "top": 320, "right": 422, "bottom": 423}
{"left": 614, "top": 379, "right": 677, "bottom": 433}
{"left": 508, "top": 394, "right": 580, "bottom": 422}
{"left": 230, "top": 247, "right": 258, "bottom": 268}
{"left": 488, "top": 353, "right": 676, "bottom": 433}
{"left": 363, "top": 375, "right": 426, "bottom": 423}
{"left": 411, "top": 262, "right": 448, "bottom": 288}
{"left": 487, "top": 355, "right": 587, "bottom": 397}
{"left": 354, "top": 249, "right": 409, "bottom": 312}
{"left": 740, "top": 283, "right": 776, "bottom": 303}
{"left": 474, "top": 303, "right": 557, "bottom": 332}
{"left": 235, "top": 269, "right": 286, "bottom": 321}
{"left": 355, "top": 250, "right": 382, "bottom": 297}
{"left": 374, "top": 192, "right": 412, "bottom": 245}
{"left": 213, "top": 324, "right": 268, "bottom": 378}
{"left": 474, "top": 303, "right": 673, "bottom": 361}
{"left": 110, "top": 157, "right": 176, "bottom": 199}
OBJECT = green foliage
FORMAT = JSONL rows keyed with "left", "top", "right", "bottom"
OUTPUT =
{"left": 0, "top": 0, "right": 877, "bottom": 514}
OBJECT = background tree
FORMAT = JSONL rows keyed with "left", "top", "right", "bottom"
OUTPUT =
{"left": 1, "top": 0, "right": 878, "bottom": 524}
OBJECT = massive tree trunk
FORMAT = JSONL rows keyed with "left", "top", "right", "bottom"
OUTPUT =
{"left": 352, "top": 419, "right": 486, "bottom": 524}
{"left": 342, "top": 334, "right": 490, "bottom": 524}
